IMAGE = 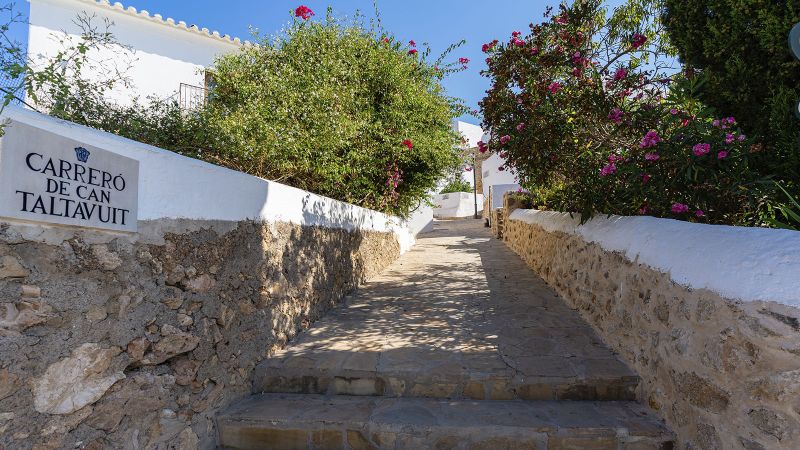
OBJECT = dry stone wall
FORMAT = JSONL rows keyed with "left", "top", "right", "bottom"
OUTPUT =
{"left": 504, "top": 215, "right": 800, "bottom": 450}
{"left": 0, "top": 219, "right": 400, "bottom": 450}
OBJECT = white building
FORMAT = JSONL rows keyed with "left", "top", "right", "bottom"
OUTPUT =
{"left": 26, "top": 0, "right": 245, "bottom": 106}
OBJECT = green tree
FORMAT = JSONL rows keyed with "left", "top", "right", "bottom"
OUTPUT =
{"left": 662, "top": 0, "right": 800, "bottom": 180}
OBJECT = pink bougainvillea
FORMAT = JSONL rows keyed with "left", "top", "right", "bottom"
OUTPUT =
{"left": 671, "top": 203, "right": 689, "bottom": 214}
{"left": 631, "top": 33, "right": 647, "bottom": 49}
{"left": 639, "top": 131, "right": 661, "bottom": 148}
{"left": 644, "top": 152, "right": 660, "bottom": 161}
{"left": 692, "top": 143, "right": 711, "bottom": 156}
{"left": 402, "top": 139, "right": 413, "bottom": 150}
{"left": 608, "top": 108, "right": 624, "bottom": 123}
{"left": 295, "top": 5, "right": 314, "bottom": 20}
{"left": 600, "top": 163, "right": 617, "bottom": 176}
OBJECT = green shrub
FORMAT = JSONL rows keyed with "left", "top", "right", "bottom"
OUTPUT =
{"left": 662, "top": 0, "right": 800, "bottom": 185}
{"left": 203, "top": 8, "right": 468, "bottom": 216}
{"left": 439, "top": 178, "right": 472, "bottom": 194}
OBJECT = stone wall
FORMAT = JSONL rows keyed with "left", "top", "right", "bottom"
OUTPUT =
{"left": 0, "top": 219, "right": 400, "bottom": 450}
{"left": 504, "top": 215, "right": 800, "bottom": 450}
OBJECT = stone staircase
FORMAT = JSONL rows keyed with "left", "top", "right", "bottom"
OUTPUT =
{"left": 216, "top": 220, "right": 675, "bottom": 449}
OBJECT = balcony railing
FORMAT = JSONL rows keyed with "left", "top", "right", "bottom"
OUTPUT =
{"left": 178, "top": 83, "right": 207, "bottom": 111}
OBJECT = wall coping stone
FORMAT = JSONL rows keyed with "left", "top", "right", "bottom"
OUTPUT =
{"left": 509, "top": 209, "right": 800, "bottom": 306}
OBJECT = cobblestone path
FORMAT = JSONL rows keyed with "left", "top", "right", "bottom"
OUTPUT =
{"left": 218, "top": 220, "right": 675, "bottom": 449}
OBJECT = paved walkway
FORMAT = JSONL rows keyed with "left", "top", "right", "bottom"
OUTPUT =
{"left": 255, "top": 219, "right": 637, "bottom": 400}
{"left": 218, "top": 220, "right": 675, "bottom": 449}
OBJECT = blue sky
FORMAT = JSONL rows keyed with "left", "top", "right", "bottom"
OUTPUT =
{"left": 4, "top": 0, "right": 624, "bottom": 124}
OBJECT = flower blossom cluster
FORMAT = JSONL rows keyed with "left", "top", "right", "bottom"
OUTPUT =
{"left": 608, "top": 108, "right": 624, "bottom": 123}
{"left": 639, "top": 131, "right": 661, "bottom": 148}
{"left": 295, "top": 5, "right": 314, "bottom": 20}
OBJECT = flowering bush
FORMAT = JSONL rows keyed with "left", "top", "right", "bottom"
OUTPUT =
{"left": 479, "top": 0, "right": 776, "bottom": 225}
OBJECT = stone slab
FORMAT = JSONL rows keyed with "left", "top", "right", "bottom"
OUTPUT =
{"left": 217, "top": 393, "right": 675, "bottom": 449}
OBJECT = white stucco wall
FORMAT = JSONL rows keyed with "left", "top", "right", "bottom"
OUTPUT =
{"left": 510, "top": 209, "right": 800, "bottom": 307}
{"left": 452, "top": 120, "right": 484, "bottom": 148}
{"left": 1, "top": 106, "right": 419, "bottom": 252}
{"left": 481, "top": 153, "right": 518, "bottom": 198}
{"left": 451, "top": 120, "right": 484, "bottom": 188}
{"left": 27, "top": 0, "right": 242, "bottom": 105}
{"left": 433, "top": 192, "right": 483, "bottom": 218}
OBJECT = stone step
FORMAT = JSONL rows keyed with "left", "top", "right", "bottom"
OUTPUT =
{"left": 253, "top": 347, "right": 640, "bottom": 401}
{"left": 217, "top": 393, "right": 675, "bottom": 449}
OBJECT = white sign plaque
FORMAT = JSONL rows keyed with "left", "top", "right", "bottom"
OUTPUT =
{"left": 0, "top": 121, "right": 139, "bottom": 232}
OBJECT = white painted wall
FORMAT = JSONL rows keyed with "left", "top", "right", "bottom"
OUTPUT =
{"left": 27, "top": 0, "right": 242, "bottom": 105}
{"left": 451, "top": 120, "right": 484, "bottom": 188}
{"left": 481, "top": 153, "right": 518, "bottom": 198}
{"left": 510, "top": 209, "right": 800, "bottom": 307}
{"left": 433, "top": 192, "right": 483, "bottom": 218}
{"left": 1, "top": 106, "right": 419, "bottom": 251}
{"left": 452, "top": 120, "right": 484, "bottom": 148}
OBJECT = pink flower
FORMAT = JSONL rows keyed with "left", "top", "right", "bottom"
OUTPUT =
{"left": 408, "top": 40, "right": 416, "bottom": 47}
{"left": 477, "top": 140, "right": 488, "bottom": 153}
{"left": 571, "top": 51, "right": 582, "bottom": 64}
{"left": 555, "top": 15, "right": 569, "bottom": 25}
{"left": 644, "top": 152, "right": 660, "bottom": 161}
{"left": 631, "top": 33, "right": 647, "bottom": 49}
{"left": 712, "top": 119, "right": 720, "bottom": 127}
{"left": 512, "top": 38, "right": 524, "bottom": 47}
{"left": 695, "top": 209, "right": 705, "bottom": 217}
{"left": 295, "top": 5, "right": 314, "bottom": 20}
{"left": 671, "top": 203, "right": 689, "bottom": 214}
{"left": 459, "top": 57, "right": 469, "bottom": 65}
{"left": 642, "top": 174, "right": 652, "bottom": 183}
{"left": 692, "top": 143, "right": 711, "bottom": 156}
{"left": 408, "top": 49, "right": 418, "bottom": 55}
{"left": 465, "top": 166, "right": 473, "bottom": 172}
{"left": 613, "top": 67, "right": 628, "bottom": 82}
{"left": 738, "top": 134, "right": 746, "bottom": 141}
{"left": 511, "top": 31, "right": 522, "bottom": 38}
{"left": 516, "top": 122, "right": 525, "bottom": 132}
{"left": 600, "top": 163, "right": 617, "bottom": 177}
{"left": 608, "top": 108, "right": 624, "bottom": 123}
{"left": 723, "top": 116, "right": 736, "bottom": 125}
{"left": 402, "top": 139, "right": 413, "bottom": 150}
{"left": 530, "top": 46, "right": 539, "bottom": 55}
{"left": 638, "top": 205, "right": 649, "bottom": 215}
{"left": 670, "top": 108, "right": 678, "bottom": 115}
{"left": 481, "top": 40, "right": 498, "bottom": 52}
{"left": 725, "top": 133, "right": 735, "bottom": 144}
{"left": 639, "top": 131, "right": 661, "bottom": 148}
{"left": 572, "top": 67, "right": 582, "bottom": 78}
{"left": 547, "top": 82, "right": 562, "bottom": 94}
{"left": 717, "top": 150, "right": 728, "bottom": 159}
{"left": 499, "top": 135, "right": 511, "bottom": 145}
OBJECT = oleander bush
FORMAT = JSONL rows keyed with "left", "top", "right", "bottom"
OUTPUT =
{"left": 479, "top": 0, "right": 796, "bottom": 226}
